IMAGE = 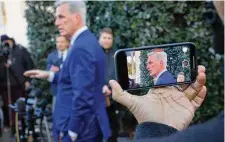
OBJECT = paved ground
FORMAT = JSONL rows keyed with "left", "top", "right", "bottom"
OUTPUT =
{"left": 0, "top": 132, "right": 131, "bottom": 142}
{"left": 0, "top": 131, "right": 16, "bottom": 142}
{"left": 118, "top": 137, "right": 132, "bottom": 142}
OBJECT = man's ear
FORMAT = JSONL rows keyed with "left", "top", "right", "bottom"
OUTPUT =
{"left": 71, "top": 13, "right": 79, "bottom": 24}
{"left": 74, "top": 14, "right": 79, "bottom": 22}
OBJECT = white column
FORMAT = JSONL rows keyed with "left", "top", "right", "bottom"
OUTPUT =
{"left": 4, "top": 1, "right": 28, "bottom": 47}
{"left": 0, "top": 2, "right": 6, "bottom": 36}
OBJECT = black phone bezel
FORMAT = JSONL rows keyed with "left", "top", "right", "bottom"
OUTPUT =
{"left": 114, "top": 42, "right": 197, "bottom": 91}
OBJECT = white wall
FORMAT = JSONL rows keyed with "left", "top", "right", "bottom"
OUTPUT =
{"left": 0, "top": 2, "right": 6, "bottom": 36}
{"left": 2, "top": 1, "right": 28, "bottom": 47}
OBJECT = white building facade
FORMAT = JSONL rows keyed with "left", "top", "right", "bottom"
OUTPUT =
{"left": 0, "top": 1, "right": 28, "bottom": 47}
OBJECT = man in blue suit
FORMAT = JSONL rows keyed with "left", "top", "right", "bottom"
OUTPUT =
{"left": 46, "top": 36, "right": 69, "bottom": 141}
{"left": 46, "top": 36, "right": 69, "bottom": 109}
{"left": 146, "top": 51, "right": 176, "bottom": 86}
{"left": 24, "top": 1, "right": 111, "bottom": 142}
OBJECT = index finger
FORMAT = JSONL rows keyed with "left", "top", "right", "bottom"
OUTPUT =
{"left": 24, "top": 70, "right": 39, "bottom": 77}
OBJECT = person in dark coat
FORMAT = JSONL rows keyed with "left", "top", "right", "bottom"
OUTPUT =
{"left": 99, "top": 27, "right": 119, "bottom": 142}
{"left": 133, "top": 111, "right": 223, "bottom": 142}
{"left": 0, "top": 35, "right": 34, "bottom": 130}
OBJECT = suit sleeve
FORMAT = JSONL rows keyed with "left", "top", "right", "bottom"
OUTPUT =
{"left": 46, "top": 54, "right": 52, "bottom": 71}
{"left": 68, "top": 47, "right": 96, "bottom": 134}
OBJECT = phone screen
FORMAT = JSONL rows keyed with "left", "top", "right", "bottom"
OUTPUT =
{"left": 115, "top": 43, "right": 196, "bottom": 90}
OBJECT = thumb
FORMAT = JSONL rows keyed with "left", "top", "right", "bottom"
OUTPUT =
{"left": 109, "top": 80, "right": 123, "bottom": 100}
{"left": 109, "top": 80, "right": 123, "bottom": 93}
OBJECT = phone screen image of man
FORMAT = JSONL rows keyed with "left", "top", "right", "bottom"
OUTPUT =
{"left": 126, "top": 45, "right": 191, "bottom": 89}
{"left": 146, "top": 50, "right": 176, "bottom": 85}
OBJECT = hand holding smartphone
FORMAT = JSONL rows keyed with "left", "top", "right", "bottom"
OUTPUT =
{"left": 114, "top": 42, "right": 197, "bottom": 90}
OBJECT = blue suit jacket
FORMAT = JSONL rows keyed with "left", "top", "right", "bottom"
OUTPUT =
{"left": 53, "top": 29, "right": 111, "bottom": 140}
{"left": 155, "top": 70, "right": 176, "bottom": 86}
{"left": 46, "top": 50, "right": 60, "bottom": 96}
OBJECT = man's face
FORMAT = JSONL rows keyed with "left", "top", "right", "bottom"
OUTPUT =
{"left": 99, "top": 33, "right": 113, "bottom": 49}
{"left": 177, "top": 74, "right": 185, "bottom": 82}
{"left": 56, "top": 37, "right": 69, "bottom": 51}
{"left": 146, "top": 55, "right": 163, "bottom": 77}
{"left": 55, "top": 4, "right": 79, "bottom": 39}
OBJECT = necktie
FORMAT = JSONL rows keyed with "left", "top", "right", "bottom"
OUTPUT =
{"left": 61, "top": 52, "right": 64, "bottom": 62}
{"left": 59, "top": 52, "right": 63, "bottom": 67}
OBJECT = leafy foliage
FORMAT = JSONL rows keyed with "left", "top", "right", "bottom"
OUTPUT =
{"left": 25, "top": 1, "right": 57, "bottom": 89}
{"left": 25, "top": 1, "right": 223, "bottom": 127}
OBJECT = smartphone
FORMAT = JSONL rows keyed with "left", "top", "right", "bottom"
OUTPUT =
{"left": 114, "top": 42, "right": 197, "bottom": 90}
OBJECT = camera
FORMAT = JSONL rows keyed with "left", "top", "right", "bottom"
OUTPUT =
{"left": 9, "top": 85, "right": 52, "bottom": 142}
{"left": 9, "top": 86, "right": 50, "bottom": 115}
{"left": 0, "top": 41, "right": 11, "bottom": 63}
{"left": 24, "top": 86, "right": 51, "bottom": 117}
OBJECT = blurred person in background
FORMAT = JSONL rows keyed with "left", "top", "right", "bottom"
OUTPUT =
{"left": 99, "top": 27, "right": 119, "bottom": 142}
{"left": 0, "top": 35, "right": 34, "bottom": 134}
{"left": 177, "top": 72, "right": 185, "bottom": 83}
{"left": 46, "top": 36, "right": 69, "bottom": 111}
{"left": 46, "top": 35, "right": 69, "bottom": 141}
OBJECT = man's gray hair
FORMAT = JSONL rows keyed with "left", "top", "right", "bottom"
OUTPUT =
{"left": 55, "top": 0, "right": 87, "bottom": 24}
{"left": 148, "top": 51, "right": 168, "bottom": 67}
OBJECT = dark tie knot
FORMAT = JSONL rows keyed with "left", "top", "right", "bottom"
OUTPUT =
{"left": 59, "top": 52, "right": 64, "bottom": 65}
